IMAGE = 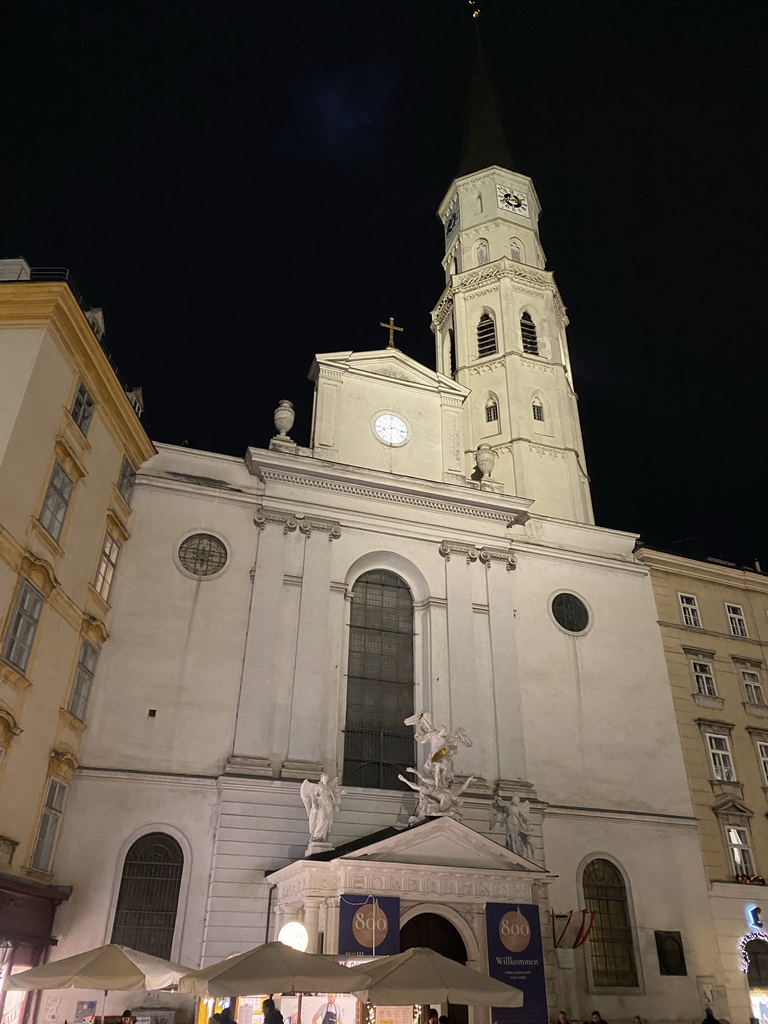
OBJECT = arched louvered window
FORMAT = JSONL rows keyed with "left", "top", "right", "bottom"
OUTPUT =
{"left": 532, "top": 398, "right": 544, "bottom": 422}
{"left": 521, "top": 312, "right": 539, "bottom": 355}
{"left": 582, "top": 858, "right": 638, "bottom": 988}
{"left": 111, "top": 832, "right": 183, "bottom": 959}
{"left": 448, "top": 329, "right": 457, "bottom": 379}
{"left": 485, "top": 398, "right": 499, "bottom": 423}
{"left": 477, "top": 314, "right": 497, "bottom": 357}
{"left": 476, "top": 241, "right": 489, "bottom": 266}
{"left": 476, "top": 193, "right": 483, "bottom": 213}
{"left": 343, "top": 570, "right": 414, "bottom": 790}
{"left": 510, "top": 240, "right": 522, "bottom": 262}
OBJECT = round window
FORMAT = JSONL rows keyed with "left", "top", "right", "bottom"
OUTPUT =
{"left": 551, "top": 592, "right": 590, "bottom": 633}
{"left": 177, "top": 533, "right": 227, "bottom": 577}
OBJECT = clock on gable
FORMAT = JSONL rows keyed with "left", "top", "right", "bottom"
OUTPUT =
{"left": 373, "top": 413, "right": 409, "bottom": 446}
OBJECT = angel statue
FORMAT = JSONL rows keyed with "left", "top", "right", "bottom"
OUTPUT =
{"left": 489, "top": 791, "right": 534, "bottom": 859}
{"left": 397, "top": 766, "right": 477, "bottom": 824}
{"left": 300, "top": 773, "right": 344, "bottom": 842}
{"left": 404, "top": 711, "right": 473, "bottom": 786}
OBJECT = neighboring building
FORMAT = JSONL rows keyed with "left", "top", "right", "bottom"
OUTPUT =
{"left": 0, "top": 262, "right": 154, "bottom": 1011}
{"left": 637, "top": 547, "right": 768, "bottom": 1023}
{"left": 42, "top": 151, "right": 729, "bottom": 1024}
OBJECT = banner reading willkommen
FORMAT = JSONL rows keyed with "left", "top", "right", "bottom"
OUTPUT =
{"left": 338, "top": 894, "right": 400, "bottom": 955}
{"left": 486, "top": 903, "right": 548, "bottom": 1024}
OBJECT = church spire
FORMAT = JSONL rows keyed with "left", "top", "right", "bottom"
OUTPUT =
{"left": 458, "top": 13, "right": 516, "bottom": 175}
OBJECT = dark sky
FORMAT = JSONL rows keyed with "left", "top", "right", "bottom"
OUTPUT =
{"left": 4, "top": 1, "right": 767, "bottom": 566}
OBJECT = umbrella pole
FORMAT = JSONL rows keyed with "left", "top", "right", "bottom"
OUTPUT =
{"left": 296, "top": 993, "right": 303, "bottom": 1024}
{"left": 101, "top": 990, "right": 108, "bottom": 1024}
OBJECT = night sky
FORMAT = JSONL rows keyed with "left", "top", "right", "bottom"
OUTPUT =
{"left": 4, "top": 1, "right": 767, "bottom": 566}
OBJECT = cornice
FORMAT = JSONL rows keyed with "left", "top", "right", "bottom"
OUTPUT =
{"left": 0, "top": 283, "right": 155, "bottom": 467}
{"left": 254, "top": 506, "right": 342, "bottom": 539}
{"left": 438, "top": 540, "right": 516, "bottom": 571}
{"left": 638, "top": 548, "right": 768, "bottom": 594}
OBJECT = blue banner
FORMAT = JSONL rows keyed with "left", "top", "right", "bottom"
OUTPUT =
{"left": 486, "top": 903, "right": 547, "bottom": 1024}
{"left": 338, "top": 894, "right": 400, "bottom": 955}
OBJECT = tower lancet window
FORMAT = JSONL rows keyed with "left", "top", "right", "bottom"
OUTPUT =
{"left": 510, "top": 239, "right": 522, "bottom": 262}
{"left": 532, "top": 398, "right": 544, "bottom": 421}
{"left": 477, "top": 313, "right": 497, "bottom": 357}
{"left": 485, "top": 397, "right": 499, "bottom": 423}
{"left": 476, "top": 241, "right": 489, "bottom": 266}
{"left": 521, "top": 311, "right": 539, "bottom": 355}
{"left": 476, "top": 193, "right": 483, "bottom": 213}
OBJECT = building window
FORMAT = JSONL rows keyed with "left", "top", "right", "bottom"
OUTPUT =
{"left": 117, "top": 457, "right": 136, "bottom": 505}
{"left": 756, "top": 740, "right": 768, "bottom": 785}
{"left": 510, "top": 240, "right": 522, "bottom": 262}
{"left": 39, "top": 462, "right": 74, "bottom": 542}
{"left": 343, "top": 570, "right": 414, "bottom": 790}
{"left": 582, "top": 858, "right": 639, "bottom": 987}
{"left": 111, "top": 832, "right": 183, "bottom": 959}
{"left": 692, "top": 661, "right": 717, "bottom": 697}
{"left": 30, "top": 778, "right": 67, "bottom": 872}
{"left": 2, "top": 580, "right": 44, "bottom": 674}
{"left": 177, "top": 533, "right": 228, "bottom": 578}
{"left": 94, "top": 532, "right": 120, "bottom": 601}
{"left": 726, "top": 603, "right": 749, "bottom": 637}
{"left": 70, "top": 381, "right": 94, "bottom": 436}
{"left": 520, "top": 312, "right": 539, "bottom": 355}
{"left": 68, "top": 640, "right": 99, "bottom": 721}
{"left": 746, "top": 939, "right": 768, "bottom": 989}
{"left": 741, "top": 668, "right": 766, "bottom": 706}
{"left": 707, "top": 733, "right": 736, "bottom": 781}
{"left": 476, "top": 241, "right": 489, "bottom": 266}
{"left": 678, "top": 593, "right": 701, "bottom": 627}
{"left": 532, "top": 399, "right": 544, "bottom": 422}
{"left": 551, "top": 592, "right": 590, "bottom": 633}
{"left": 477, "top": 314, "right": 497, "bottom": 357}
{"left": 725, "top": 825, "right": 755, "bottom": 877}
{"left": 485, "top": 399, "right": 499, "bottom": 423}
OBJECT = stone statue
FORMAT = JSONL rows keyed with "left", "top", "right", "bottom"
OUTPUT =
{"left": 401, "top": 711, "right": 474, "bottom": 823}
{"left": 300, "top": 773, "right": 344, "bottom": 842}
{"left": 490, "top": 792, "right": 535, "bottom": 859}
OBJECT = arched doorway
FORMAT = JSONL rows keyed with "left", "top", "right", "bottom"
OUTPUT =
{"left": 746, "top": 937, "right": 768, "bottom": 1024}
{"left": 401, "top": 913, "right": 469, "bottom": 1024}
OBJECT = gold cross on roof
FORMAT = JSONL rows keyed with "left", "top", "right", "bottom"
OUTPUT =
{"left": 379, "top": 316, "right": 404, "bottom": 349}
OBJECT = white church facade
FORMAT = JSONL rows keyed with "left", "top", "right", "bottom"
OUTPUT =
{"left": 39, "top": 158, "right": 737, "bottom": 1024}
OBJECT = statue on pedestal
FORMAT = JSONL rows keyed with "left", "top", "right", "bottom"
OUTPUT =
{"left": 401, "top": 711, "right": 475, "bottom": 823}
{"left": 300, "top": 773, "right": 344, "bottom": 842}
{"left": 490, "top": 791, "right": 535, "bottom": 859}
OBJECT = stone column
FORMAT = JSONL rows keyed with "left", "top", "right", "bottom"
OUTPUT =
{"left": 303, "top": 897, "right": 323, "bottom": 953}
{"left": 324, "top": 896, "right": 341, "bottom": 954}
{"left": 484, "top": 552, "right": 526, "bottom": 782}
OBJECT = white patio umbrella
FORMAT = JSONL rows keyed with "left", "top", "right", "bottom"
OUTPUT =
{"left": 6, "top": 943, "right": 193, "bottom": 1022}
{"left": 351, "top": 947, "right": 523, "bottom": 1007}
{"left": 179, "top": 941, "right": 370, "bottom": 997}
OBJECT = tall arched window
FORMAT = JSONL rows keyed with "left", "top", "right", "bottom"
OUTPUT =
{"left": 476, "top": 241, "right": 489, "bottom": 266}
{"left": 582, "top": 858, "right": 638, "bottom": 987}
{"left": 448, "top": 328, "right": 457, "bottom": 379}
{"left": 485, "top": 397, "right": 499, "bottom": 423}
{"left": 477, "top": 313, "right": 497, "bottom": 357}
{"left": 532, "top": 398, "right": 544, "bottom": 422}
{"left": 510, "top": 239, "right": 523, "bottom": 262}
{"left": 520, "top": 312, "right": 539, "bottom": 355}
{"left": 343, "top": 570, "right": 414, "bottom": 790}
{"left": 476, "top": 193, "right": 483, "bottom": 214}
{"left": 111, "top": 832, "right": 183, "bottom": 959}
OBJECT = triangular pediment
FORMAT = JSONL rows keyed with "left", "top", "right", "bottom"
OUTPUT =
{"left": 311, "top": 350, "right": 469, "bottom": 398}
{"left": 331, "top": 816, "right": 546, "bottom": 874}
{"left": 713, "top": 797, "right": 753, "bottom": 817}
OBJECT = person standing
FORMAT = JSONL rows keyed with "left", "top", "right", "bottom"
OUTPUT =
{"left": 557, "top": 1012, "right": 572, "bottom": 1024}
{"left": 311, "top": 995, "right": 343, "bottom": 1024}
{"left": 702, "top": 1009, "right": 720, "bottom": 1024}
{"left": 589, "top": 1011, "right": 608, "bottom": 1024}
{"left": 263, "top": 1000, "right": 284, "bottom": 1024}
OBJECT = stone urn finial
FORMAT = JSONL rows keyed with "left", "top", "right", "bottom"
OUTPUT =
{"left": 274, "top": 399, "right": 295, "bottom": 438}
{"left": 475, "top": 443, "right": 496, "bottom": 479}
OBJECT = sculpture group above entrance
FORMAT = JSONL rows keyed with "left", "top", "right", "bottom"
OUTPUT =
{"left": 399, "top": 711, "right": 475, "bottom": 823}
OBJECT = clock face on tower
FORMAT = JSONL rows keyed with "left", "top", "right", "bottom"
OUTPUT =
{"left": 374, "top": 413, "right": 409, "bottom": 446}
{"left": 496, "top": 184, "right": 529, "bottom": 217}
{"left": 444, "top": 201, "right": 458, "bottom": 239}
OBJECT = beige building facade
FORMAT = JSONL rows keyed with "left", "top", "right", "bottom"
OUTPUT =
{"left": 0, "top": 262, "right": 154, "bottom": 1000}
{"left": 638, "top": 547, "right": 768, "bottom": 1023}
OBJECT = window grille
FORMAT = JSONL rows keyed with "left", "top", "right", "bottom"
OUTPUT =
{"left": 68, "top": 640, "right": 98, "bottom": 721}
{"left": 582, "top": 858, "right": 638, "bottom": 987}
{"left": 40, "top": 462, "right": 74, "bottom": 542}
{"left": 532, "top": 401, "right": 544, "bottom": 422}
{"left": 679, "top": 594, "right": 701, "bottom": 628}
{"left": 726, "top": 603, "right": 748, "bottom": 637}
{"left": 477, "top": 314, "right": 497, "bottom": 358}
{"left": 111, "top": 833, "right": 183, "bottom": 959}
{"left": 476, "top": 242, "right": 489, "bottom": 266}
{"left": 707, "top": 734, "right": 735, "bottom": 781}
{"left": 485, "top": 400, "right": 499, "bottom": 423}
{"left": 741, "top": 670, "right": 765, "bottom": 706}
{"left": 757, "top": 741, "right": 768, "bottom": 785}
{"left": 117, "top": 457, "right": 136, "bottom": 505}
{"left": 2, "top": 580, "right": 44, "bottom": 673}
{"left": 725, "top": 825, "right": 755, "bottom": 876}
{"left": 520, "top": 312, "right": 539, "bottom": 355}
{"left": 178, "top": 533, "right": 227, "bottom": 577}
{"left": 692, "top": 662, "right": 717, "bottom": 697}
{"left": 30, "top": 778, "right": 67, "bottom": 872}
{"left": 70, "top": 381, "right": 94, "bottom": 436}
{"left": 343, "top": 570, "right": 414, "bottom": 790}
{"left": 746, "top": 939, "right": 768, "bottom": 988}
{"left": 94, "top": 532, "right": 120, "bottom": 601}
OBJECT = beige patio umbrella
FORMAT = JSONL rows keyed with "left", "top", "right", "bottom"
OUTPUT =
{"left": 351, "top": 947, "right": 523, "bottom": 1007}
{"left": 179, "top": 941, "right": 371, "bottom": 997}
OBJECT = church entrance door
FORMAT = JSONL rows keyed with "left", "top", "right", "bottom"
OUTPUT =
{"left": 400, "top": 913, "right": 469, "bottom": 1024}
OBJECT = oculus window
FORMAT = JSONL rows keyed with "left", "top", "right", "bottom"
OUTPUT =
{"left": 178, "top": 533, "right": 227, "bottom": 577}
{"left": 551, "top": 593, "right": 590, "bottom": 633}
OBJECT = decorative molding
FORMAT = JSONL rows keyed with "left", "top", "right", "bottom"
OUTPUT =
{"left": 0, "top": 706, "right": 23, "bottom": 737}
{"left": 81, "top": 614, "right": 109, "bottom": 645}
{"left": 431, "top": 293, "right": 454, "bottom": 330}
{"left": 49, "top": 747, "right": 79, "bottom": 780}
{"left": 254, "top": 507, "right": 341, "bottom": 539}
{"left": 54, "top": 434, "right": 88, "bottom": 483}
{"left": 106, "top": 508, "right": 130, "bottom": 543}
{"left": 468, "top": 359, "right": 505, "bottom": 376}
{"left": 439, "top": 540, "right": 516, "bottom": 571}
{"left": 19, "top": 551, "right": 59, "bottom": 598}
